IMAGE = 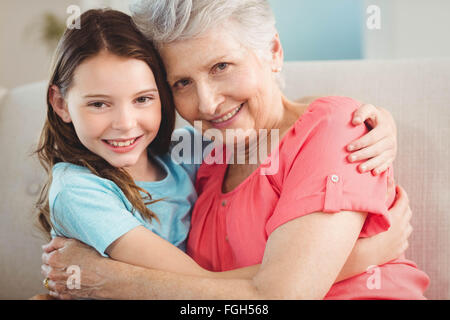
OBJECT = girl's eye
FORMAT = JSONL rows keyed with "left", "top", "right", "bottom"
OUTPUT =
{"left": 88, "top": 102, "right": 106, "bottom": 108}
{"left": 136, "top": 96, "right": 153, "bottom": 104}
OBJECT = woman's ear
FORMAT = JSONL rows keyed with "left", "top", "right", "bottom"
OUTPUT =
{"left": 49, "top": 85, "right": 72, "bottom": 123}
{"left": 271, "top": 33, "right": 284, "bottom": 73}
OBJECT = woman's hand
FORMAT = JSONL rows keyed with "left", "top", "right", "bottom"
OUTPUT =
{"left": 347, "top": 104, "right": 398, "bottom": 175}
{"left": 41, "top": 237, "right": 112, "bottom": 300}
{"left": 336, "top": 182, "right": 413, "bottom": 282}
{"left": 368, "top": 183, "right": 413, "bottom": 264}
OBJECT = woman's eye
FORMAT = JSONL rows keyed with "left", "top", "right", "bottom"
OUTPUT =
{"left": 174, "top": 79, "right": 191, "bottom": 89}
{"left": 213, "top": 62, "right": 229, "bottom": 73}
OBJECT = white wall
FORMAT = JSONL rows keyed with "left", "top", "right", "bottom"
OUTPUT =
{"left": 2, "top": 0, "right": 449, "bottom": 90}
{"left": 80, "top": 0, "right": 130, "bottom": 13}
{"left": 0, "top": 0, "right": 129, "bottom": 90}
{"left": 0, "top": 0, "right": 80, "bottom": 89}
{"left": 364, "top": 0, "right": 450, "bottom": 59}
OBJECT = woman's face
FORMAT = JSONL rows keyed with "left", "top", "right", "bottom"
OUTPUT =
{"left": 61, "top": 51, "right": 162, "bottom": 172}
{"left": 160, "top": 25, "right": 282, "bottom": 144}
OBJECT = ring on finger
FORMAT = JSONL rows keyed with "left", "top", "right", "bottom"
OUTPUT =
{"left": 43, "top": 277, "right": 50, "bottom": 290}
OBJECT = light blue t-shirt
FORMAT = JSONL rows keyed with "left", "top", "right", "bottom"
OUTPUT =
{"left": 49, "top": 126, "right": 208, "bottom": 257}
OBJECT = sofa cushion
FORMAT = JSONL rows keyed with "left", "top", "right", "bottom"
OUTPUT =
{"left": 282, "top": 58, "right": 450, "bottom": 299}
{"left": 0, "top": 81, "right": 48, "bottom": 299}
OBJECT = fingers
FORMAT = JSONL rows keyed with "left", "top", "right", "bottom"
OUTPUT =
{"left": 400, "top": 240, "right": 410, "bottom": 255}
{"left": 389, "top": 185, "right": 409, "bottom": 215}
{"left": 386, "top": 176, "right": 395, "bottom": 201}
{"left": 404, "top": 205, "right": 413, "bottom": 222}
{"left": 42, "top": 237, "right": 69, "bottom": 253}
{"left": 348, "top": 138, "right": 383, "bottom": 162}
{"left": 43, "top": 271, "right": 72, "bottom": 296}
{"left": 49, "top": 291, "right": 73, "bottom": 300}
{"left": 352, "top": 103, "right": 379, "bottom": 126}
{"left": 372, "top": 162, "right": 391, "bottom": 176}
{"left": 42, "top": 250, "right": 66, "bottom": 269}
{"left": 348, "top": 139, "right": 395, "bottom": 174}
{"left": 358, "top": 155, "right": 386, "bottom": 174}
{"left": 41, "top": 261, "right": 77, "bottom": 300}
{"left": 41, "top": 264, "right": 67, "bottom": 281}
{"left": 396, "top": 185, "right": 410, "bottom": 205}
{"left": 387, "top": 176, "right": 395, "bottom": 193}
{"left": 347, "top": 124, "right": 387, "bottom": 152}
{"left": 348, "top": 136, "right": 394, "bottom": 162}
{"left": 359, "top": 154, "right": 395, "bottom": 175}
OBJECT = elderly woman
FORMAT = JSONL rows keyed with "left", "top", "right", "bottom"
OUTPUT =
{"left": 40, "top": 0, "right": 429, "bottom": 299}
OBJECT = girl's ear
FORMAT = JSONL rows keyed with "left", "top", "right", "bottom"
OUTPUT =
{"left": 271, "top": 33, "right": 284, "bottom": 73}
{"left": 49, "top": 85, "right": 72, "bottom": 123}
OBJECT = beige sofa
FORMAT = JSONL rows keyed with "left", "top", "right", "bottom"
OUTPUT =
{"left": 0, "top": 59, "right": 449, "bottom": 299}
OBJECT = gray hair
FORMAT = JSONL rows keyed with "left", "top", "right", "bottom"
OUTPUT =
{"left": 129, "top": 0, "right": 278, "bottom": 59}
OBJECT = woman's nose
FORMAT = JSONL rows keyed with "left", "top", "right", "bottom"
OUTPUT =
{"left": 196, "top": 81, "right": 224, "bottom": 116}
{"left": 111, "top": 105, "right": 136, "bottom": 131}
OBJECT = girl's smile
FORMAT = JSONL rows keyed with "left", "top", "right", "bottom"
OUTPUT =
{"left": 102, "top": 135, "right": 144, "bottom": 153}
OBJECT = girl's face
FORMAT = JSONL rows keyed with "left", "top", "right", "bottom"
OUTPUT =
{"left": 62, "top": 51, "right": 162, "bottom": 173}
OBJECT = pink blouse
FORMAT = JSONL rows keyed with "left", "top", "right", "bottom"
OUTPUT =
{"left": 187, "top": 96, "right": 429, "bottom": 299}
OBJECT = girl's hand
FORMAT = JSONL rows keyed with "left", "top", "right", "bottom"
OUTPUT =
{"left": 347, "top": 104, "right": 398, "bottom": 176}
{"left": 41, "top": 237, "right": 111, "bottom": 300}
{"left": 369, "top": 184, "right": 413, "bottom": 264}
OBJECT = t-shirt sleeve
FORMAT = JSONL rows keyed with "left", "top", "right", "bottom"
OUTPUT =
{"left": 266, "top": 96, "right": 392, "bottom": 238}
{"left": 51, "top": 184, "right": 143, "bottom": 257}
{"left": 169, "top": 126, "right": 213, "bottom": 182}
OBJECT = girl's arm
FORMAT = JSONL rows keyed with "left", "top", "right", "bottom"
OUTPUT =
{"left": 94, "top": 177, "right": 407, "bottom": 283}
{"left": 105, "top": 224, "right": 259, "bottom": 280}
{"left": 40, "top": 182, "right": 411, "bottom": 299}
{"left": 44, "top": 208, "right": 367, "bottom": 300}
{"left": 41, "top": 185, "right": 411, "bottom": 299}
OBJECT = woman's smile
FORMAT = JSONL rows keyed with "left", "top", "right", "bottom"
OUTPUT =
{"left": 210, "top": 103, "right": 245, "bottom": 128}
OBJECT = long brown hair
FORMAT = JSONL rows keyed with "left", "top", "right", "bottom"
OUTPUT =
{"left": 35, "top": 9, "right": 176, "bottom": 239}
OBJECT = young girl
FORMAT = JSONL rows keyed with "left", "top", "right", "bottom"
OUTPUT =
{"left": 37, "top": 9, "right": 410, "bottom": 288}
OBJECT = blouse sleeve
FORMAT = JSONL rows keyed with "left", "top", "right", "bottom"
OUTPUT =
{"left": 265, "top": 96, "right": 392, "bottom": 238}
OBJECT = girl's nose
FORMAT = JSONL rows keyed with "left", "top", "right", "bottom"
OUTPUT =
{"left": 111, "top": 105, "right": 136, "bottom": 131}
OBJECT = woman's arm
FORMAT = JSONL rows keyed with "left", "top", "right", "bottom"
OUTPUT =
{"left": 336, "top": 180, "right": 411, "bottom": 281}
{"left": 42, "top": 209, "right": 366, "bottom": 300}
{"left": 57, "top": 179, "right": 407, "bottom": 285}
{"left": 223, "top": 182, "right": 411, "bottom": 283}
{"left": 41, "top": 182, "right": 413, "bottom": 299}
